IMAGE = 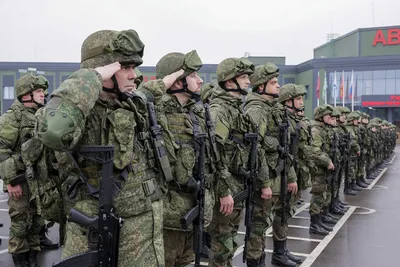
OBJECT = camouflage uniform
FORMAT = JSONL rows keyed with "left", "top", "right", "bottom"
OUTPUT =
{"left": 154, "top": 50, "right": 218, "bottom": 267}
{"left": 207, "top": 58, "right": 270, "bottom": 267}
{"left": 245, "top": 64, "right": 298, "bottom": 266}
{"left": 345, "top": 112, "right": 362, "bottom": 192}
{"left": 36, "top": 30, "right": 166, "bottom": 266}
{"left": 309, "top": 105, "right": 338, "bottom": 236}
{"left": 0, "top": 75, "right": 48, "bottom": 266}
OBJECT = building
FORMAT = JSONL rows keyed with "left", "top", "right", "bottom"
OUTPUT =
{"left": 1, "top": 25, "right": 400, "bottom": 123}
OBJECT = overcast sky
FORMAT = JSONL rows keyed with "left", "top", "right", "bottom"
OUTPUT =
{"left": 0, "top": 0, "right": 399, "bottom": 66}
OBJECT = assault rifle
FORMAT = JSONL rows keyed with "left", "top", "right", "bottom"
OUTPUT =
{"left": 180, "top": 112, "right": 207, "bottom": 267}
{"left": 52, "top": 145, "right": 123, "bottom": 267}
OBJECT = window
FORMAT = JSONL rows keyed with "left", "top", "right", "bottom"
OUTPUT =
{"left": 372, "top": 79, "right": 385, "bottom": 94}
{"left": 283, "top": 77, "right": 295, "bottom": 84}
{"left": 304, "top": 85, "right": 309, "bottom": 100}
{"left": 3, "top": 86, "right": 14, "bottom": 99}
{"left": 396, "top": 79, "right": 400, "bottom": 94}
{"left": 386, "top": 79, "right": 396, "bottom": 94}
{"left": 386, "top": 70, "right": 396, "bottom": 79}
{"left": 363, "top": 71, "right": 373, "bottom": 79}
{"left": 396, "top": 70, "right": 400, "bottom": 78}
{"left": 364, "top": 80, "right": 372, "bottom": 95}
{"left": 373, "top": 70, "right": 385, "bottom": 79}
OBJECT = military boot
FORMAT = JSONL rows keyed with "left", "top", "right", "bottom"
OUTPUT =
{"left": 271, "top": 240, "right": 296, "bottom": 267}
{"left": 319, "top": 220, "right": 334, "bottom": 231}
{"left": 351, "top": 180, "right": 362, "bottom": 191}
{"left": 356, "top": 180, "right": 368, "bottom": 188}
{"left": 327, "top": 213, "right": 340, "bottom": 220}
{"left": 284, "top": 241, "right": 304, "bottom": 264}
{"left": 337, "top": 199, "right": 348, "bottom": 206}
{"left": 361, "top": 176, "right": 371, "bottom": 185}
{"left": 310, "top": 214, "right": 329, "bottom": 235}
{"left": 331, "top": 205, "right": 345, "bottom": 215}
{"left": 246, "top": 252, "right": 266, "bottom": 267}
{"left": 39, "top": 225, "right": 59, "bottom": 250}
{"left": 29, "top": 250, "right": 39, "bottom": 267}
{"left": 322, "top": 210, "right": 338, "bottom": 224}
{"left": 12, "top": 252, "right": 29, "bottom": 267}
{"left": 344, "top": 188, "right": 357, "bottom": 195}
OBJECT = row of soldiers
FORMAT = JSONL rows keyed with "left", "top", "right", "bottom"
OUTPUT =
{"left": 307, "top": 105, "right": 396, "bottom": 236}
{"left": 0, "top": 27, "right": 396, "bottom": 267}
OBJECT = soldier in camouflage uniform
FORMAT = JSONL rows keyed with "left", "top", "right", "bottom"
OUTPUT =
{"left": 134, "top": 67, "right": 144, "bottom": 88}
{"left": 324, "top": 109, "right": 347, "bottom": 217}
{"left": 0, "top": 74, "right": 49, "bottom": 266}
{"left": 356, "top": 113, "right": 371, "bottom": 188}
{"left": 344, "top": 112, "right": 362, "bottom": 193}
{"left": 245, "top": 64, "right": 302, "bottom": 267}
{"left": 366, "top": 121, "right": 379, "bottom": 179}
{"left": 154, "top": 50, "right": 219, "bottom": 266}
{"left": 35, "top": 29, "right": 182, "bottom": 266}
{"left": 309, "top": 104, "right": 339, "bottom": 236}
{"left": 206, "top": 57, "right": 270, "bottom": 267}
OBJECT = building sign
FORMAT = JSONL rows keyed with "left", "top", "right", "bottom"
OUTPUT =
{"left": 372, "top": 29, "right": 400, "bottom": 46}
{"left": 362, "top": 95, "right": 400, "bottom": 107}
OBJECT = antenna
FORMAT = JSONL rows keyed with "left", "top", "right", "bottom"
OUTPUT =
{"left": 244, "top": 52, "right": 250, "bottom": 58}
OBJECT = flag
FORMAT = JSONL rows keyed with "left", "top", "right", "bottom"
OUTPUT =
{"left": 322, "top": 71, "right": 328, "bottom": 102}
{"left": 316, "top": 71, "right": 320, "bottom": 99}
{"left": 333, "top": 71, "right": 337, "bottom": 105}
{"left": 349, "top": 70, "right": 354, "bottom": 99}
{"left": 340, "top": 71, "right": 344, "bottom": 99}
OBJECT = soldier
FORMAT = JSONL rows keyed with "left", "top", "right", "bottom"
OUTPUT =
{"left": 35, "top": 29, "right": 182, "bottom": 266}
{"left": 134, "top": 67, "right": 144, "bottom": 88}
{"left": 154, "top": 50, "right": 218, "bottom": 266}
{"left": 206, "top": 57, "right": 270, "bottom": 267}
{"left": 344, "top": 112, "right": 362, "bottom": 192}
{"left": 356, "top": 113, "right": 371, "bottom": 187}
{"left": 309, "top": 105, "right": 340, "bottom": 236}
{"left": 0, "top": 74, "right": 49, "bottom": 266}
{"left": 275, "top": 83, "right": 311, "bottom": 266}
{"left": 245, "top": 64, "right": 301, "bottom": 267}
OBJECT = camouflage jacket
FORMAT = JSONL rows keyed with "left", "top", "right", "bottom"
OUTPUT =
{"left": 310, "top": 120, "right": 332, "bottom": 174}
{"left": 36, "top": 69, "right": 165, "bottom": 218}
{"left": 210, "top": 87, "right": 269, "bottom": 198}
{"left": 0, "top": 101, "right": 35, "bottom": 186}
{"left": 155, "top": 94, "right": 217, "bottom": 230}
{"left": 244, "top": 93, "right": 295, "bottom": 195}
{"left": 345, "top": 123, "right": 361, "bottom": 157}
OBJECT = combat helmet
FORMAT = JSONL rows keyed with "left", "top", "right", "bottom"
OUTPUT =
{"left": 216, "top": 57, "right": 254, "bottom": 95}
{"left": 134, "top": 68, "right": 143, "bottom": 88}
{"left": 156, "top": 50, "right": 203, "bottom": 101}
{"left": 200, "top": 80, "right": 217, "bottom": 103}
{"left": 250, "top": 62, "right": 279, "bottom": 97}
{"left": 346, "top": 111, "right": 361, "bottom": 122}
{"left": 80, "top": 29, "right": 145, "bottom": 101}
{"left": 335, "top": 106, "right": 351, "bottom": 114}
{"left": 16, "top": 74, "right": 49, "bottom": 107}
{"left": 314, "top": 104, "right": 334, "bottom": 121}
{"left": 278, "top": 84, "right": 307, "bottom": 112}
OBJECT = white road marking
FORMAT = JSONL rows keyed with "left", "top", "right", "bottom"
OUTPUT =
{"left": 288, "top": 225, "right": 310, "bottom": 229}
{"left": 0, "top": 208, "right": 9, "bottom": 212}
{"left": 389, "top": 155, "right": 396, "bottom": 164}
{"left": 299, "top": 206, "right": 356, "bottom": 267}
{"left": 233, "top": 202, "right": 310, "bottom": 258}
{"left": 0, "top": 249, "right": 8, "bottom": 255}
{"left": 367, "top": 167, "right": 387, "bottom": 189}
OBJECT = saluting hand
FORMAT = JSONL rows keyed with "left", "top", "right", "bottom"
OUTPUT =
{"left": 163, "top": 69, "right": 184, "bottom": 88}
{"left": 94, "top": 62, "right": 121, "bottom": 81}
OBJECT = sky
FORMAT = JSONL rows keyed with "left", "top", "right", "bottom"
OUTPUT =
{"left": 0, "top": 0, "right": 399, "bottom": 67}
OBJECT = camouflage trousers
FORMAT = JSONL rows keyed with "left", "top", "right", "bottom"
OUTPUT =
{"left": 347, "top": 158, "right": 358, "bottom": 181}
{"left": 8, "top": 182, "right": 41, "bottom": 254}
{"left": 164, "top": 229, "right": 194, "bottom": 267}
{"left": 207, "top": 205, "right": 243, "bottom": 267}
{"left": 357, "top": 155, "right": 367, "bottom": 178}
{"left": 246, "top": 191, "right": 275, "bottom": 260}
{"left": 62, "top": 199, "right": 164, "bottom": 267}
{"left": 272, "top": 192, "right": 298, "bottom": 242}
{"left": 310, "top": 174, "right": 327, "bottom": 216}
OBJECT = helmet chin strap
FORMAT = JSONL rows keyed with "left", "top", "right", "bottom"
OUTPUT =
{"left": 102, "top": 75, "right": 134, "bottom": 102}
{"left": 19, "top": 93, "right": 45, "bottom": 108}
{"left": 166, "top": 78, "right": 201, "bottom": 102}
{"left": 224, "top": 78, "right": 247, "bottom": 95}
{"left": 285, "top": 98, "right": 304, "bottom": 112}
{"left": 257, "top": 83, "right": 279, "bottom": 98}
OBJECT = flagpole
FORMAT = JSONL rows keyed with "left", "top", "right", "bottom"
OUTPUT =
{"left": 351, "top": 70, "right": 354, "bottom": 111}
{"left": 334, "top": 71, "right": 337, "bottom": 107}
{"left": 323, "top": 71, "right": 328, "bottom": 104}
{"left": 342, "top": 70, "right": 345, "bottom": 107}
